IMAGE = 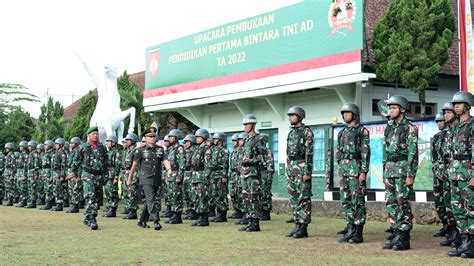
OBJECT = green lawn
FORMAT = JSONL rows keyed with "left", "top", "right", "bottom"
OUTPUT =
{"left": 0, "top": 205, "right": 470, "bottom": 265}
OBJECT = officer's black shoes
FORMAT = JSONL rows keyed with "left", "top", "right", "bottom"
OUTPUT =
{"left": 123, "top": 209, "right": 138, "bottom": 219}
{"left": 51, "top": 204, "right": 63, "bottom": 212}
{"left": 433, "top": 221, "right": 449, "bottom": 237}
{"left": 286, "top": 223, "right": 300, "bottom": 237}
{"left": 67, "top": 205, "right": 80, "bottom": 213}
{"left": 286, "top": 217, "right": 295, "bottom": 223}
{"left": 384, "top": 226, "right": 395, "bottom": 233}
{"left": 63, "top": 200, "right": 70, "bottom": 208}
{"left": 154, "top": 222, "right": 163, "bottom": 231}
{"left": 41, "top": 201, "right": 53, "bottom": 210}
{"left": 169, "top": 212, "right": 183, "bottom": 224}
{"left": 213, "top": 211, "right": 227, "bottom": 223}
{"left": 448, "top": 234, "right": 470, "bottom": 257}
{"left": 460, "top": 235, "right": 474, "bottom": 258}
{"left": 103, "top": 207, "right": 117, "bottom": 218}
{"left": 260, "top": 210, "right": 271, "bottom": 221}
{"left": 392, "top": 231, "right": 410, "bottom": 251}
{"left": 16, "top": 200, "right": 26, "bottom": 208}
{"left": 440, "top": 227, "right": 459, "bottom": 246}
{"left": 121, "top": 208, "right": 129, "bottom": 215}
{"left": 25, "top": 202, "right": 36, "bottom": 209}
{"left": 292, "top": 223, "right": 307, "bottom": 238}
{"left": 349, "top": 225, "right": 364, "bottom": 244}
{"left": 338, "top": 224, "right": 349, "bottom": 235}
{"left": 383, "top": 230, "right": 400, "bottom": 249}
{"left": 197, "top": 213, "right": 209, "bottom": 227}
{"left": 246, "top": 218, "right": 261, "bottom": 232}
{"left": 339, "top": 224, "right": 355, "bottom": 243}
{"left": 89, "top": 217, "right": 98, "bottom": 230}
{"left": 137, "top": 221, "right": 150, "bottom": 228}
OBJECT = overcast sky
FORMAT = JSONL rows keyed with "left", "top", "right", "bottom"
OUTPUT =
{"left": 0, "top": 0, "right": 300, "bottom": 118}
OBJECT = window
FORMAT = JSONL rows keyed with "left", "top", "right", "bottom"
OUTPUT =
{"left": 310, "top": 126, "right": 328, "bottom": 174}
{"left": 372, "top": 99, "right": 436, "bottom": 118}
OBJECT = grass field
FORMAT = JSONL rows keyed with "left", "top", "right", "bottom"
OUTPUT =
{"left": 0, "top": 205, "right": 471, "bottom": 265}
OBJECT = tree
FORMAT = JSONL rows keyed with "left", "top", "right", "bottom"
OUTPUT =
{"left": 33, "top": 96, "right": 64, "bottom": 141}
{"left": 64, "top": 91, "right": 98, "bottom": 141}
{"left": 0, "top": 106, "right": 35, "bottom": 149}
{"left": 372, "top": 0, "right": 455, "bottom": 117}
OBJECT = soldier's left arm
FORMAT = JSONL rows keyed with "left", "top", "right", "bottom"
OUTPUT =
{"left": 60, "top": 152, "right": 68, "bottom": 177}
{"left": 303, "top": 129, "right": 314, "bottom": 176}
{"left": 407, "top": 125, "right": 419, "bottom": 180}
{"left": 176, "top": 146, "right": 186, "bottom": 182}
{"left": 360, "top": 128, "right": 370, "bottom": 174}
{"left": 114, "top": 150, "right": 121, "bottom": 178}
{"left": 267, "top": 149, "right": 275, "bottom": 172}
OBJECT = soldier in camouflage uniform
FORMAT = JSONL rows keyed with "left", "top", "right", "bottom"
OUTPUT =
{"left": 205, "top": 135, "right": 217, "bottom": 219}
{"left": 121, "top": 133, "right": 140, "bottom": 219}
{"left": 35, "top": 144, "right": 46, "bottom": 205}
{"left": 210, "top": 132, "right": 230, "bottom": 222}
{"left": 260, "top": 133, "right": 275, "bottom": 221}
{"left": 229, "top": 133, "right": 244, "bottom": 219}
{"left": 285, "top": 107, "right": 314, "bottom": 238}
{"left": 25, "top": 140, "right": 40, "bottom": 208}
{"left": 163, "top": 129, "right": 186, "bottom": 224}
{"left": 382, "top": 95, "right": 418, "bottom": 251}
{"left": 66, "top": 137, "right": 82, "bottom": 213}
{"left": 15, "top": 141, "right": 29, "bottom": 207}
{"left": 3, "top": 143, "right": 16, "bottom": 206}
{"left": 447, "top": 91, "right": 473, "bottom": 258}
{"left": 161, "top": 135, "right": 172, "bottom": 219}
{"left": 183, "top": 134, "right": 197, "bottom": 220}
{"left": 190, "top": 128, "right": 212, "bottom": 227}
{"left": 240, "top": 114, "right": 267, "bottom": 232}
{"left": 50, "top": 138, "right": 68, "bottom": 211}
{"left": 68, "top": 126, "right": 108, "bottom": 230}
{"left": 103, "top": 135, "right": 121, "bottom": 218}
{"left": 63, "top": 142, "right": 71, "bottom": 207}
{"left": 431, "top": 112, "right": 450, "bottom": 237}
{"left": 41, "top": 140, "right": 55, "bottom": 210}
{"left": 0, "top": 152, "right": 4, "bottom": 203}
{"left": 336, "top": 103, "right": 370, "bottom": 244}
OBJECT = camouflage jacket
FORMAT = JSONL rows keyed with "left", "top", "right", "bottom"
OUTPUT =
{"left": 336, "top": 124, "right": 370, "bottom": 177}
{"left": 67, "top": 148, "right": 80, "bottom": 176}
{"left": 431, "top": 128, "right": 447, "bottom": 176}
{"left": 165, "top": 143, "right": 186, "bottom": 182}
{"left": 449, "top": 116, "right": 473, "bottom": 181}
{"left": 261, "top": 147, "right": 275, "bottom": 173}
{"left": 70, "top": 142, "right": 108, "bottom": 178}
{"left": 210, "top": 145, "right": 229, "bottom": 178}
{"left": 184, "top": 146, "right": 194, "bottom": 172}
{"left": 190, "top": 142, "right": 212, "bottom": 182}
{"left": 241, "top": 133, "right": 267, "bottom": 178}
{"left": 0, "top": 154, "right": 4, "bottom": 175}
{"left": 51, "top": 149, "right": 68, "bottom": 177}
{"left": 27, "top": 151, "right": 41, "bottom": 176}
{"left": 383, "top": 117, "right": 418, "bottom": 179}
{"left": 16, "top": 151, "right": 28, "bottom": 176}
{"left": 4, "top": 152, "right": 16, "bottom": 176}
{"left": 286, "top": 124, "right": 314, "bottom": 176}
{"left": 230, "top": 148, "right": 242, "bottom": 174}
{"left": 42, "top": 150, "right": 53, "bottom": 172}
{"left": 106, "top": 147, "right": 121, "bottom": 180}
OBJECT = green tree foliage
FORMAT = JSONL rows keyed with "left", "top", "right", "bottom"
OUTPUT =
{"left": 0, "top": 83, "right": 39, "bottom": 111}
{"left": 372, "top": 0, "right": 455, "bottom": 116}
{"left": 33, "top": 96, "right": 64, "bottom": 141}
{"left": 64, "top": 91, "right": 98, "bottom": 141}
{"left": 0, "top": 106, "right": 35, "bottom": 149}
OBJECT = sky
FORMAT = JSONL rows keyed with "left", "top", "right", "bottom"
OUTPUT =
{"left": 0, "top": 0, "right": 300, "bottom": 118}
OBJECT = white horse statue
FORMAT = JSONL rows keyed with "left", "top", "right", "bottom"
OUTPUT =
{"left": 76, "top": 53, "right": 136, "bottom": 144}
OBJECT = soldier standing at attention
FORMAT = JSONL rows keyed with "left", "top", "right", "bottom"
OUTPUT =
{"left": 35, "top": 144, "right": 45, "bottom": 206}
{"left": 25, "top": 140, "right": 40, "bottom": 208}
{"left": 161, "top": 135, "right": 172, "bottom": 219}
{"left": 51, "top": 138, "right": 68, "bottom": 212}
{"left": 127, "top": 127, "right": 165, "bottom": 231}
{"left": 382, "top": 95, "right": 418, "bottom": 251}
{"left": 103, "top": 135, "right": 121, "bottom": 218}
{"left": 16, "top": 141, "right": 29, "bottom": 207}
{"left": 285, "top": 106, "right": 314, "bottom": 239}
{"left": 210, "top": 132, "right": 230, "bottom": 223}
{"left": 228, "top": 133, "right": 244, "bottom": 220}
{"left": 447, "top": 91, "right": 473, "bottom": 259}
{"left": 122, "top": 133, "right": 140, "bottom": 220}
{"left": 164, "top": 129, "right": 186, "bottom": 224}
{"left": 0, "top": 152, "right": 4, "bottom": 203}
{"left": 235, "top": 132, "right": 248, "bottom": 226}
{"left": 183, "top": 134, "right": 197, "bottom": 220}
{"left": 431, "top": 112, "right": 450, "bottom": 237}
{"left": 41, "top": 140, "right": 55, "bottom": 210}
{"left": 2, "top": 143, "right": 15, "bottom": 206}
{"left": 260, "top": 133, "right": 275, "bottom": 221}
{"left": 336, "top": 103, "right": 370, "bottom": 244}
{"left": 240, "top": 114, "right": 267, "bottom": 232}
{"left": 68, "top": 126, "right": 108, "bottom": 230}
{"left": 66, "top": 137, "right": 82, "bottom": 213}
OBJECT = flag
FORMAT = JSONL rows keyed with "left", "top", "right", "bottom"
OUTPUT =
{"left": 459, "top": 0, "right": 474, "bottom": 94}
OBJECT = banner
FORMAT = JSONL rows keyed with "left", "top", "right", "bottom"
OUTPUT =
{"left": 144, "top": 0, "right": 363, "bottom": 102}
{"left": 459, "top": 0, "right": 474, "bottom": 94}
{"left": 332, "top": 119, "right": 437, "bottom": 191}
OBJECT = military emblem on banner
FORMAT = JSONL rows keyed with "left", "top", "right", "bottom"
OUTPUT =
{"left": 328, "top": 0, "right": 356, "bottom": 37}
{"left": 148, "top": 48, "right": 160, "bottom": 79}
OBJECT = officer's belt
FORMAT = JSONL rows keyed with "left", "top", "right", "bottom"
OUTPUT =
{"left": 387, "top": 155, "right": 408, "bottom": 162}
{"left": 453, "top": 154, "right": 472, "bottom": 160}
{"left": 191, "top": 167, "right": 204, "bottom": 171}
{"left": 341, "top": 153, "right": 362, "bottom": 160}
{"left": 288, "top": 154, "right": 305, "bottom": 160}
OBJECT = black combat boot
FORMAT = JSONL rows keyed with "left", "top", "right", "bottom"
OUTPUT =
{"left": 383, "top": 230, "right": 400, "bottom": 249}
{"left": 4, "top": 197, "right": 13, "bottom": 206}
{"left": 236, "top": 214, "right": 248, "bottom": 225}
{"left": 246, "top": 218, "right": 261, "bottom": 232}
{"left": 13, "top": 197, "right": 19, "bottom": 204}
{"left": 348, "top": 225, "right": 364, "bottom": 244}
{"left": 162, "top": 206, "right": 172, "bottom": 218}
{"left": 338, "top": 224, "right": 349, "bottom": 235}
{"left": 186, "top": 210, "right": 198, "bottom": 220}
{"left": 63, "top": 199, "right": 70, "bottom": 208}
{"left": 197, "top": 212, "right": 209, "bottom": 226}
{"left": 41, "top": 200, "right": 53, "bottom": 210}
{"left": 25, "top": 202, "right": 36, "bottom": 209}
{"left": 16, "top": 199, "right": 26, "bottom": 208}
{"left": 51, "top": 203, "right": 63, "bottom": 211}
{"left": 213, "top": 210, "right": 227, "bottom": 223}
{"left": 260, "top": 210, "right": 271, "bottom": 221}
{"left": 192, "top": 213, "right": 202, "bottom": 226}
{"left": 239, "top": 218, "right": 252, "bottom": 231}
{"left": 123, "top": 209, "right": 138, "bottom": 219}
{"left": 386, "top": 229, "right": 398, "bottom": 241}
{"left": 165, "top": 212, "right": 175, "bottom": 223}
{"left": 67, "top": 204, "right": 79, "bottom": 213}
{"left": 339, "top": 224, "right": 356, "bottom": 243}
{"left": 233, "top": 209, "right": 244, "bottom": 219}
{"left": 460, "top": 235, "right": 474, "bottom": 259}
{"left": 37, "top": 198, "right": 45, "bottom": 205}
{"left": 440, "top": 226, "right": 459, "bottom": 246}
{"left": 103, "top": 207, "right": 117, "bottom": 218}
{"left": 433, "top": 220, "right": 449, "bottom": 237}
{"left": 292, "top": 223, "right": 308, "bottom": 238}
{"left": 169, "top": 212, "right": 183, "bottom": 224}
{"left": 83, "top": 215, "right": 91, "bottom": 226}
{"left": 154, "top": 221, "right": 162, "bottom": 230}
{"left": 392, "top": 230, "right": 411, "bottom": 251}
{"left": 137, "top": 221, "right": 150, "bottom": 228}
{"left": 89, "top": 216, "right": 98, "bottom": 230}
{"left": 78, "top": 200, "right": 85, "bottom": 209}
{"left": 286, "top": 223, "right": 300, "bottom": 237}
{"left": 448, "top": 234, "right": 470, "bottom": 257}
{"left": 121, "top": 208, "right": 129, "bottom": 215}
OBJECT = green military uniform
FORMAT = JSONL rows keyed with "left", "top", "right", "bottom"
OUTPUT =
{"left": 120, "top": 141, "right": 138, "bottom": 218}
{"left": 183, "top": 137, "right": 195, "bottom": 218}
{"left": 26, "top": 142, "right": 41, "bottom": 208}
{"left": 67, "top": 142, "right": 83, "bottom": 212}
{"left": 229, "top": 134, "right": 244, "bottom": 219}
{"left": 210, "top": 133, "right": 230, "bottom": 222}
{"left": 260, "top": 139, "right": 275, "bottom": 220}
{"left": 16, "top": 143, "right": 29, "bottom": 207}
{"left": 165, "top": 140, "right": 186, "bottom": 223}
{"left": 35, "top": 145, "right": 45, "bottom": 205}
{"left": 0, "top": 153, "right": 4, "bottom": 202}
{"left": 41, "top": 142, "right": 54, "bottom": 209}
{"left": 3, "top": 148, "right": 16, "bottom": 205}
{"left": 51, "top": 144, "right": 68, "bottom": 210}
{"left": 104, "top": 142, "right": 121, "bottom": 216}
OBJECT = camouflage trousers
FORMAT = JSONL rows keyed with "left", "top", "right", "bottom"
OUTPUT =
{"left": 286, "top": 166, "right": 312, "bottom": 224}
{"left": 120, "top": 171, "right": 130, "bottom": 209}
{"left": 95, "top": 176, "right": 105, "bottom": 206}
{"left": 339, "top": 176, "right": 366, "bottom": 225}
{"left": 27, "top": 174, "right": 38, "bottom": 204}
{"left": 83, "top": 175, "right": 99, "bottom": 217}
{"left": 68, "top": 178, "right": 83, "bottom": 205}
{"left": 0, "top": 174, "right": 3, "bottom": 201}
{"left": 433, "top": 173, "right": 454, "bottom": 225}
{"left": 191, "top": 179, "right": 210, "bottom": 214}
{"left": 3, "top": 176, "right": 14, "bottom": 200}
{"left": 37, "top": 174, "right": 45, "bottom": 201}
{"left": 183, "top": 172, "right": 194, "bottom": 211}
{"left": 385, "top": 177, "right": 414, "bottom": 231}
{"left": 63, "top": 182, "right": 70, "bottom": 203}
{"left": 210, "top": 176, "right": 229, "bottom": 212}
{"left": 44, "top": 172, "right": 55, "bottom": 202}
{"left": 168, "top": 180, "right": 183, "bottom": 212}
{"left": 451, "top": 180, "right": 474, "bottom": 235}
{"left": 163, "top": 181, "right": 172, "bottom": 209}
{"left": 16, "top": 173, "right": 28, "bottom": 203}
{"left": 229, "top": 172, "right": 243, "bottom": 212}
{"left": 105, "top": 178, "right": 119, "bottom": 209}
{"left": 51, "top": 171, "right": 64, "bottom": 204}
{"left": 242, "top": 176, "right": 263, "bottom": 219}
{"left": 261, "top": 171, "right": 273, "bottom": 213}
{"left": 127, "top": 181, "right": 139, "bottom": 211}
